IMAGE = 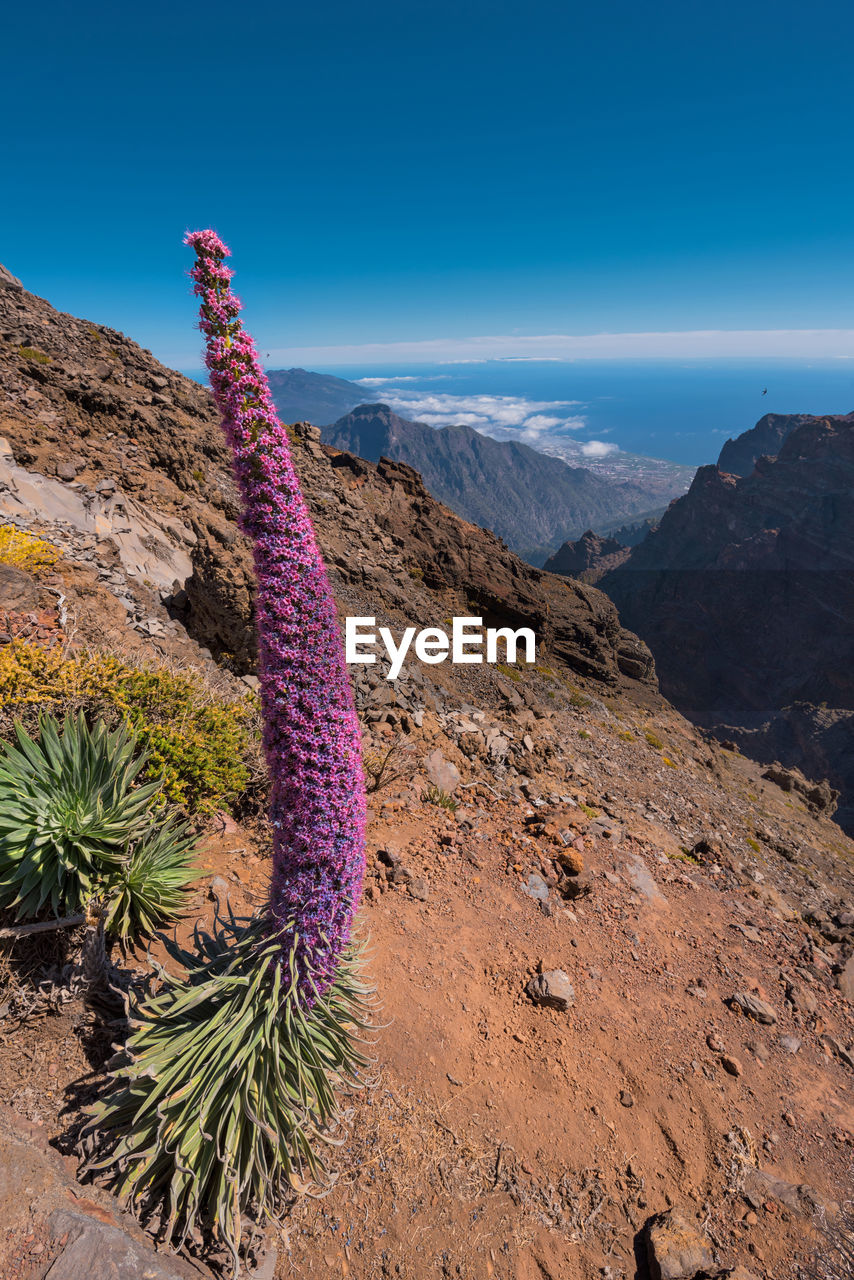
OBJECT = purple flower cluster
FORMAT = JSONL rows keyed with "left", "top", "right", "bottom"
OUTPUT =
{"left": 185, "top": 229, "right": 366, "bottom": 1000}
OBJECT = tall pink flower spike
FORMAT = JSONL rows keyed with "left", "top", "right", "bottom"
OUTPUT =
{"left": 185, "top": 229, "right": 366, "bottom": 1002}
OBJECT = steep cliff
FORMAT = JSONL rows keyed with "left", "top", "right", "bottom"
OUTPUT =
{"left": 717, "top": 411, "right": 818, "bottom": 477}
{"left": 601, "top": 413, "right": 854, "bottom": 829}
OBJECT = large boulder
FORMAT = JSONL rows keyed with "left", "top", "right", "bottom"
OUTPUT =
{"left": 645, "top": 1207, "right": 715, "bottom": 1279}
{"left": 0, "top": 563, "right": 39, "bottom": 613}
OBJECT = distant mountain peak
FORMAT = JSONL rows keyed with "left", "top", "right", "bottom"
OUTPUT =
{"left": 323, "top": 403, "right": 686, "bottom": 564}
{"left": 265, "top": 367, "right": 369, "bottom": 426}
{"left": 543, "top": 530, "right": 631, "bottom": 582}
{"left": 715, "top": 410, "right": 846, "bottom": 476}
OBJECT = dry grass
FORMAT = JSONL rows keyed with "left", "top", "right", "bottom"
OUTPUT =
{"left": 801, "top": 1197, "right": 854, "bottom": 1280}
{"left": 362, "top": 735, "right": 416, "bottom": 794}
{"left": 0, "top": 921, "right": 90, "bottom": 1029}
{"left": 275, "top": 1075, "right": 628, "bottom": 1277}
{"left": 275, "top": 1078, "right": 516, "bottom": 1272}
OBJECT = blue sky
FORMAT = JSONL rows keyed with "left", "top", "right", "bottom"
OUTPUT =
{"left": 2, "top": 0, "right": 853, "bottom": 368}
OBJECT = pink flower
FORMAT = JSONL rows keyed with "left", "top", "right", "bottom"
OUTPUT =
{"left": 185, "top": 230, "right": 366, "bottom": 1001}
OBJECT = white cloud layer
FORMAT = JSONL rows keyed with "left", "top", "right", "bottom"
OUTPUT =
{"left": 260, "top": 328, "right": 854, "bottom": 365}
{"left": 359, "top": 386, "right": 588, "bottom": 444}
{"left": 579, "top": 440, "right": 619, "bottom": 458}
{"left": 357, "top": 375, "right": 425, "bottom": 384}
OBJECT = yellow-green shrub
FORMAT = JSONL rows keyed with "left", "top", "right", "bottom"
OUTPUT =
{"left": 0, "top": 641, "right": 260, "bottom": 813}
{"left": 496, "top": 662, "right": 522, "bottom": 683}
{"left": 18, "top": 345, "right": 51, "bottom": 364}
{"left": 0, "top": 525, "right": 60, "bottom": 574}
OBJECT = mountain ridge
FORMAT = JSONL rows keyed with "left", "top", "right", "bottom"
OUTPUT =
{"left": 543, "top": 529, "right": 631, "bottom": 581}
{"left": 264, "top": 366, "right": 368, "bottom": 425}
{"left": 716, "top": 410, "right": 823, "bottom": 476}
{"left": 599, "top": 410, "right": 854, "bottom": 831}
{"left": 0, "top": 267, "right": 654, "bottom": 687}
{"left": 323, "top": 401, "right": 682, "bottom": 562}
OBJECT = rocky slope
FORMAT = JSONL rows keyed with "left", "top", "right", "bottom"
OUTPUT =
{"left": 320, "top": 402, "right": 677, "bottom": 563}
{"left": 0, "top": 275, "right": 653, "bottom": 689}
{"left": 543, "top": 529, "right": 631, "bottom": 582}
{"left": 600, "top": 413, "right": 854, "bottom": 833}
{"left": 1, "top": 268, "right": 853, "bottom": 1280}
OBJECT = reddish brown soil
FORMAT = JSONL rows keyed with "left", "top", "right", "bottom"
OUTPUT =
{"left": 3, "top": 747, "right": 851, "bottom": 1279}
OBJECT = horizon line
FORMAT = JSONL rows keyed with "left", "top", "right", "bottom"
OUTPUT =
{"left": 170, "top": 327, "right": 854, "bottom": 369}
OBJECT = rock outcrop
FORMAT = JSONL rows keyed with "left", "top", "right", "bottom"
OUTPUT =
{"left": 543, "top": 528, "right": 631, "bottom": 582}
{"left": 601, "top": 412, "right": 854, "bottom": 830}
{"left": 326, "top": 449, "right": 655, "bottom": 684}
{"left": 716, "top": 411, "right": 816, "bottom": 477}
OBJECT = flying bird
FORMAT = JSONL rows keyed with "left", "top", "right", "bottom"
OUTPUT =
{"left": 761, "top": 387, "right": 768, "bottom": 395}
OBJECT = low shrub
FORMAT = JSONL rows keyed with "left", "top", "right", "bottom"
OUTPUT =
{"left": 669, "top": 849, "right": 702, "bottom": 866}
{"left": 0, "top": 525, "right": 60, "bottom": 575}
{"left": 104, "top": 813, "right": 200, "bottom": 942}
{"left": 0, "top": 641, "right": 261, "bottom": 813}
{"left": 363, "top": 736, "right": 416, "bottom": 793}
{"left": 644, "top": 729, "right": 665, "bottom": 750}
{"left": 18, "top": 345, "right": 51, "bottom": 364}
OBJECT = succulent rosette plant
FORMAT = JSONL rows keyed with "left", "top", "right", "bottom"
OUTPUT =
{"left": 0, "top": 712, "right": 198, "bottom": 939}
{"left": 82, "top": 232, "right": 372, "bottom": 1272}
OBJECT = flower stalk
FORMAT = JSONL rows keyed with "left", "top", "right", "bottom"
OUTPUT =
{"left": 81, "top": 233, "right": 372, "bottom": 1270}
{"left": 185, "top": 229, "right": 366, "bottom": 999}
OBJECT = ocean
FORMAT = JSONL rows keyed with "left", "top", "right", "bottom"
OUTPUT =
{"left": 311, "top": 358, "right": 854, "bottom": 469}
